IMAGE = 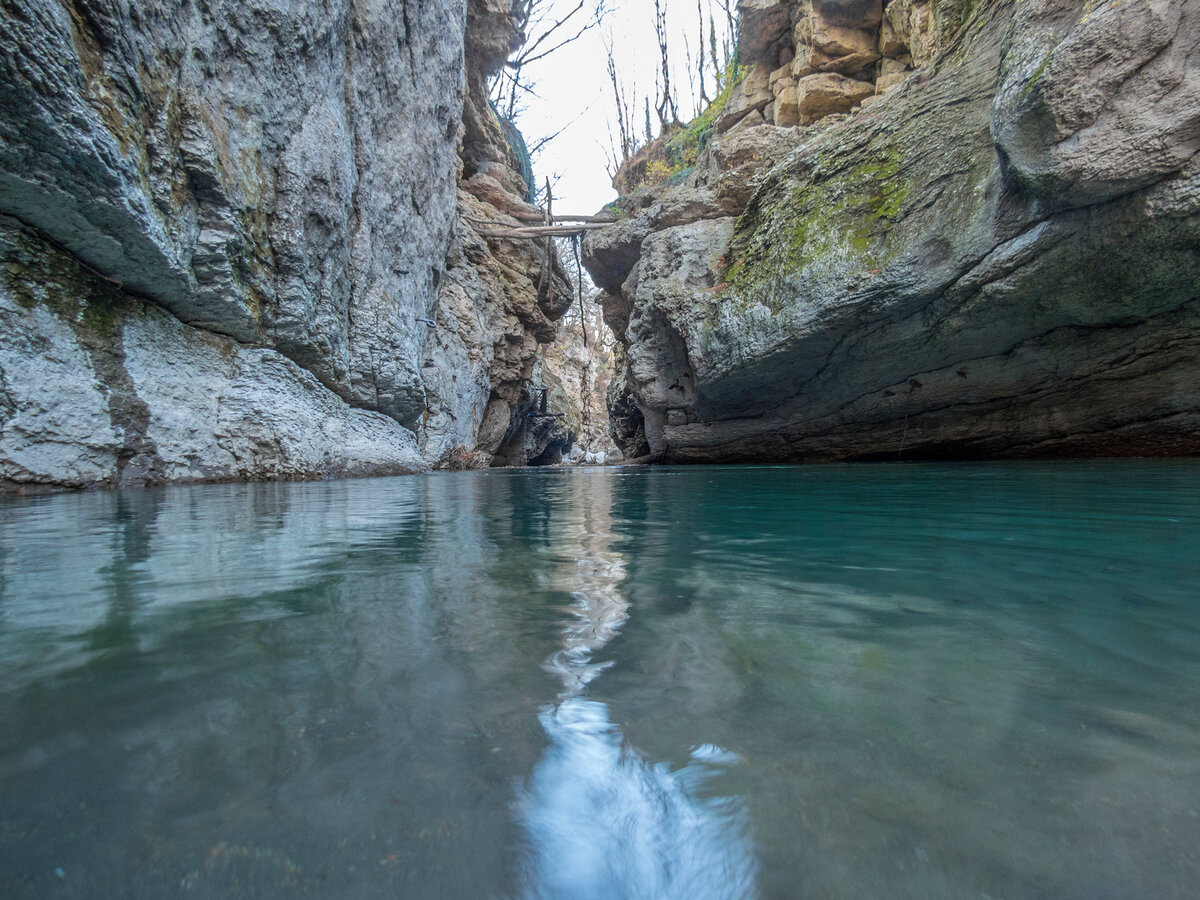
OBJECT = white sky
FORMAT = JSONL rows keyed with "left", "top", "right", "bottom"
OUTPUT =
{"left": 505, "top": 0, "right": 735, "bottom": 215}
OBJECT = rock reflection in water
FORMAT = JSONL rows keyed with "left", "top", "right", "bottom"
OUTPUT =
{"left": 516, "top": 471, "right": 757, "bottom": 900}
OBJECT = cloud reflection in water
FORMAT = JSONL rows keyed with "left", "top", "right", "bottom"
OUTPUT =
{"left": 515, "top": 472, "right": 757, "bottom": 900}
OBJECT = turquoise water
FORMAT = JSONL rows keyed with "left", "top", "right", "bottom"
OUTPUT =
{"left": 1, "top": 463, "right": 1198, "bottom": 898}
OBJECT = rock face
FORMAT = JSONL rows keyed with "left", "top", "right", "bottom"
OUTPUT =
{"left": 0, "top": 224, "right": 425, "bottom": 487}
{"left": 418, "top": 12, "right": 575, "bottom": 470}
{"left": 586, "top": 0, "right": 1200, "bottom": 461}
{"left": 718, "top": 0, "right": 922, "bottom": 135}
{"left": 1, "top": 0, "right": 573, "bottom": 489}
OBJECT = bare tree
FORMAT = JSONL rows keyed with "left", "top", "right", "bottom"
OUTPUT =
{"left": 653, "top": 0, "right": 681, "bottom": 129}
{"left": 602, "top": 0, "right": 736, "bottom": 172}
{"left": 713, "top": 0, "right": 737, "bottom": 51}
{"left": 603, "top": 30, "right": 639, "bottom": 162}
{"left": 491, "top": 0, "right": 612, "bottom": 122}
{"left": 694, "top": 0, "right": 711, "bottom": 107}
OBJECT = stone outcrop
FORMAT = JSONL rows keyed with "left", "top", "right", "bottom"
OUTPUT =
{"left": 586, "top": 0, "right": 1200, "bottom": 461}
{"left": 718, "top": 0, "right": 926, "bottom": 135}
{"left": 1, "top": 0, "right": 574, "bottom": 489}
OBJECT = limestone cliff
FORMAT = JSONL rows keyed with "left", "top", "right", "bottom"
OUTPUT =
{"left": 419, "top": 0, "right": 575, "bottom": 469}
{"left": 586, "top": 0, "right": 1200, "bottom": 461}
{"left": 0, "top": 0, "right": 572, "bottom": 489}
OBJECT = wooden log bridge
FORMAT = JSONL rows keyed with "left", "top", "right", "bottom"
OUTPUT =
{"left": 467, "top": 217, "right": 616, "bottom": 240}
{"left": 466, "top": 182, "right": 617, "bottom": 240}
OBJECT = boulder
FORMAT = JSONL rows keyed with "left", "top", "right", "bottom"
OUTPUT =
{"left": 793, "top": 43, "right": 838, "bottom": 78}
{"left": 737, "top": 0, "right": 794, "bottom": 63}
{"left": 812, "top": 0, "right": 885, "bottom": 29}
{"left": 876, "top": 71, "right": 909, "bottom": 94}
{"left": 812, "top": 23, "right": 881, "bottom": 60}
{"left": 774, "top": 82, "right": 802, "bottom": 126}
{"left": 730, "top": 108, "right": 768, "bottom": 133}
{"left": 769, "top": 63, "right": 794, "bottom": 89}
{"left": 796, "top": 73, "right": 876, "bottom": 123}
{"left": 879, "top": 13, "right": 909, "bottom": 57}
{"left": 793, "top": 15, "right": 884, "bottom": 76}
{"left": 716, "top": 62, "right": 776, "bottom": 132}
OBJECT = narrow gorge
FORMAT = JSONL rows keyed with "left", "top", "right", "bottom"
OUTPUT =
{"left": 2, "top": 0, "right": 1199, "bottom": 491}
{"left": 3, "top": 5, "right": 1200, "bottom": 896}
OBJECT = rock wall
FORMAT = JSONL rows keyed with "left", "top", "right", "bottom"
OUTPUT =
{"left": 587, "top": 0, "right": 1200, "bottom": 461}
{"left": 418, "top": 8, "right": 575, "bottom": 469}
{"left": 0, "top": 0, "right": 572, "bottom": 489}
{"left": 537, "top": 298, "right": 622, "bottom": 466}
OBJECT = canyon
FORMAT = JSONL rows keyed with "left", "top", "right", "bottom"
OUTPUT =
{"left": 2, "top": 0, "right": 1198, "bottom": 490}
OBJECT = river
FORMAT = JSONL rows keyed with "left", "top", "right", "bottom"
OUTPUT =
{"left": 1, "top": 463, "right": 1198, "bottom": 898}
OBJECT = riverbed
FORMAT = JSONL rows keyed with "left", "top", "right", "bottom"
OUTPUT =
{"left": 2, "top": 463, "right": 1198, "bottom": 898}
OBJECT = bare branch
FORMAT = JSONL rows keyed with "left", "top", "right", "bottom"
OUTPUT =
{"left": 653, "top": 0, "right": 680, "bottom": 129}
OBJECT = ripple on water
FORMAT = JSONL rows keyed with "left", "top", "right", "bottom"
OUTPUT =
{"left": 0, "top": 462, "right": 1198, "bottom": 898}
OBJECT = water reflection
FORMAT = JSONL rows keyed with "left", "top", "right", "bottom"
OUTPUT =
{"left": 517, "top": 471, "right": 757, "bottom": 899}
{"left": 1, "top": 464, "right": 1198, "bottom": 898}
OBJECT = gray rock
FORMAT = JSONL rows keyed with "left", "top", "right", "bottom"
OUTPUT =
{"left": 1, "top": 0, "right": 466, "bottom": 424}
{"left": 0, "top": 223, "right": 425, "bottom": 489}
{"left": 1, "top": 0, "right": 577, "bottom": 487}
{"left": 992, "top": 0, "right": 1200, "bottom": 210}
{"left": 585, "top": 0, "right": 1200, "bottom": 461}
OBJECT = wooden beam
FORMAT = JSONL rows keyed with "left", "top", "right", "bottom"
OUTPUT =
{"left": 464, "top": 214, "right": 619, "bottom": 228}
{"left": 476, "top": 223, "right": 613, "bottom": 239}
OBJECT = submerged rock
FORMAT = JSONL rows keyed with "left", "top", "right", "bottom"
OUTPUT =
{"left": 584, "top": 0, "right": 1200, "bottom": 462}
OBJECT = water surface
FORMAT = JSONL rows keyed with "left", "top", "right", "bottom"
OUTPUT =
{"left": 1, "top": 463, "right": 1199, "bottom": 898}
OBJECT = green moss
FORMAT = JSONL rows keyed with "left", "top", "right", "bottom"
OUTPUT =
{"left": 721, "top": 148, "right": 913, "bottom": 313}
{"left": 619, "top": 59, "right": 746, "bottom": 195}
{"left": 600, "top": 201, "right": 628, "bottom": 221}
{"left": 664, "top": 60, "right": 744, "bottom": 173}
{"left": 1022, "top": 54, "right": 1052, "bottom": 99}
{"left": 1, "top": 226, "right": 135, "bottom": 341}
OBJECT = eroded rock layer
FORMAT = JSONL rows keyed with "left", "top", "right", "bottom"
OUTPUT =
{"left": 1, "top": 0, "right": 572, "bottom": 488}
{"left": 586, "top": 0, "right": 1200, "bottom": 461}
